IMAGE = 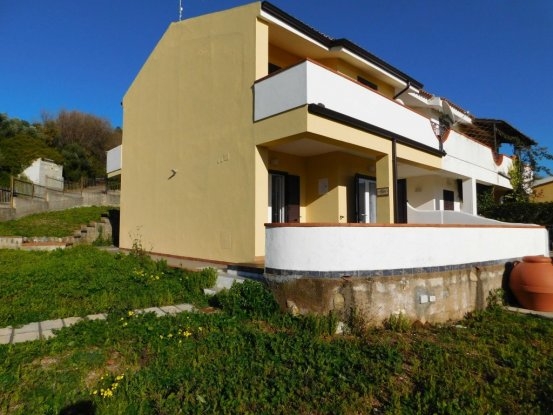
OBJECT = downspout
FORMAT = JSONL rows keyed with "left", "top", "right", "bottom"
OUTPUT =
{"left": 393, "top": 81, "right": 411, "bottom": 100}
{"left": 392, "top": 81, "right": 409, "bottom": 222}
{"left": 392, "top": 138, "right": 399, "bottom": 223}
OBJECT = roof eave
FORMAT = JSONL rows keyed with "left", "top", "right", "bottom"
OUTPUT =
{"left": 260, "top": 1, "right": 423, "bottom": 90}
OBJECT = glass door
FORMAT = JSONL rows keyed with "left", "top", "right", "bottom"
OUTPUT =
{"left": 355, "top": 174, "right": 377, "bottom": 223}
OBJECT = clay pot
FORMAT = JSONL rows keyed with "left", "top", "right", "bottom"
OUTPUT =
{"left": 509, "top": 256, "right": 553, "bottom": 312}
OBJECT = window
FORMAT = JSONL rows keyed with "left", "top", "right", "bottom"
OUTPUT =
{"left": 443, "top": 190, "right": 454, "bottom": 211}
{"left": 268, "top": 63, "right": 281, "bottom": 74}
{"left": 357, "top": 76, "right": 378, "bottom": 91}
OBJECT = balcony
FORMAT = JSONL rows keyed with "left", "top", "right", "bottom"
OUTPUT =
{"left": 254, "top": 60, "right": 440, "bottom": 151}
{"left": 106, "top": 145, "right": 122, "bottom": 178}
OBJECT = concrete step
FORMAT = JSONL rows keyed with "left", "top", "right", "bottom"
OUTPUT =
{"left": 203, "top": 271, "right": 245, "bottom": 296}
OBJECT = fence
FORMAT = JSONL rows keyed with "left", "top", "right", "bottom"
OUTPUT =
{"left": 1, "top": 176, "right": 121, "bottom": 205}
{"left": 0, "top": 187, "right": 11, "bottom": 205}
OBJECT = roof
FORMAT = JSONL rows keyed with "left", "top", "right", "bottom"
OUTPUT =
{"left": 261, "top": 2, "right": 424, "bottom": 90}
{"left": 532, "top": 176, "right": 553, "bottom": 187}
{"left": 458, "top": 118, "right": 536, "bottom": 149}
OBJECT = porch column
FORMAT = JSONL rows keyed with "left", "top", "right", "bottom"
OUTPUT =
{"left": 376, "top": 153, "right": 394, "bottom": 223}
{"left": 254, "top": 147, "right": 269, "bottom": 258}
{"left": 461, "top": 178, "right": 477, "bottom": 215}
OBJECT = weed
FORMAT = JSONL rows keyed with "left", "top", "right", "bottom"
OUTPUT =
{"left": 383, "top": 312, "right": 411, "bottom": 332}
{"left": 487, "top": 288, "right": 506, "bottom": 309}
{"left": 211, "top": 280, "right": 280, "bottom": 319}
{"left": 345, "top": 307, "right": 369, "bottom": 336}
{"left": 92, "top": 225, "right": 111, "bottom": 246}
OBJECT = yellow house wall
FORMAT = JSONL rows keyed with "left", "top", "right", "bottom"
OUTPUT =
{"left": 397, "top": 143, "right": 442, "bottom": 170}
{"left": 305, "top": 152, "right": 380, "bottom": 223}
{"left": 305, "top": 152, "right": 341, "bottom": 222}
{"left": 268, "top": 44, "right": 302, "bottom": 69}
{"left": 121, "top": 3, "right": 262, "bottom": 263}
{"left": 533, "top": 183, "right": 553, "bottom": 202}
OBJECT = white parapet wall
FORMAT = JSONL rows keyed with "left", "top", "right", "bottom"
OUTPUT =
{"left": 107, "top": 145, "right": 122, "bottom": 176}
{"left": 265, "top": 223, "right": 548, "bottom": 274}
{"left": 254, "top": 60, "right": 439, "bottom": 150}
{"left": 406, "top": 203, "right": 519, "bottom": 225}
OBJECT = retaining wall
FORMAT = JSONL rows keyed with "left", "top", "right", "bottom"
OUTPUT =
{"left": 265, "top": 223, "right": 547, "bottom": 324}
{"left": 6, "top": 190, "right": 120, "bottom": 220}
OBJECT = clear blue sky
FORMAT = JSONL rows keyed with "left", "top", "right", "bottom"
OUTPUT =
{"left": 1, "top": 1, "right": 551, "bottom": 154}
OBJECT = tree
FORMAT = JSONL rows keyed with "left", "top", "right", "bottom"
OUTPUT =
{"left": 54, "top": 110, "right": 122, "bottom": 179}
{"left": 0, "top": 114, "right": 63, "bottom": 186}
{"left": 505, "top": 156, "right": 533, "bottom": 203}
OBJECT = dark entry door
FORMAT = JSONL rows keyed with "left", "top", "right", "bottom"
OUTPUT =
{"left": 270, "top": 172, "right": 300, "bottom": 223}
{"left": 443, "top": 189, "right": 454, "bottom": 211}
{"left": 355, "top": 174, "right": 376, "bottom": 223}
{"left": 396, "top": 178, "right": 407, "bottom": 223}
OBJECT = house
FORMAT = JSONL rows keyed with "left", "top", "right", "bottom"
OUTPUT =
{"left": 532, "top": 177, "right": 553, "bottom": 202}
{"left": 120, "top": 2, "right": 546, "bottom": 322}
{"left": 22, "top": 158, "right": 64, "bottom": 191}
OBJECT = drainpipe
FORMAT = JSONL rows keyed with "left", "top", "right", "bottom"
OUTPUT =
{"left": 393, "top": 81, "right": 411, "bottom": 100}
{"left": 392, "top": 138, "right": 399, "bottom": 223}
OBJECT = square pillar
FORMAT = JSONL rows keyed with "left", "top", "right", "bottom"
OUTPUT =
{"left": 461, "top": 178, "right": 477, "bottom": 215}
{"left": 376, "top": 154, "right": 394, "bottom": 223}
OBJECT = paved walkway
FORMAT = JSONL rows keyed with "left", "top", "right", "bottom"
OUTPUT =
{"left": 0, "top": 303, "right": 196, "bottom": 345}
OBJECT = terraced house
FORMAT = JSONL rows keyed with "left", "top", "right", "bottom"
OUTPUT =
{"left": 117, "top": 2, "right": 546, "bottom": 322}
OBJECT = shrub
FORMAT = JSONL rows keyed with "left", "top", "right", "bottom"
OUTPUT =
{"left": 480, "top": 201, "right": 553, "bottom": 225}
{"left": 383, "top": 312, "right": 411, "bottom": 332}
{"left": 212, "top": 280, "right": 280, "bottom": 319}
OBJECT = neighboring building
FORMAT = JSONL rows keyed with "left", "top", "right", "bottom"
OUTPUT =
{"left": 22, "top": 158, "right": 64, "bottom": 191}
{"left": 532, "top": 177, "right": 553, "bottom": 202}
{"left": 120, "top": 1, "right": 536, "bottom": 264}
{"left": 106, "top": 145, "right": 122, "bottom": 178}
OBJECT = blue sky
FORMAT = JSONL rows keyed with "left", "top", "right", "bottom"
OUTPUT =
{"left": 1, "top": 0, "right": 552, "bottom": 156}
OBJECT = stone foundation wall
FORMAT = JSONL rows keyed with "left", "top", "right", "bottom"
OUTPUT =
{"left": 266, "top": 261, "right": 509, "bottom": 325}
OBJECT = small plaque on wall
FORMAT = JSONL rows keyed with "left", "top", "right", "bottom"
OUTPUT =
{"left": 376, "top": 187, "right": 389, "bottom": 197}
{"left": 318, "top": 178, "right": 328, "bottom": 195}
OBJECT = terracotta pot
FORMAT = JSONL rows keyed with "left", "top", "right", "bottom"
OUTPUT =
{"left": 509, "top": 256, "right": 553, "bottom": 312}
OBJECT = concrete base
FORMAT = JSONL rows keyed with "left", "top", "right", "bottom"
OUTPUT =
{"left": 266, "top": 261, "right": 508, "bottom": 325}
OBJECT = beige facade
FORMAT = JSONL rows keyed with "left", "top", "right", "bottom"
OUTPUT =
{"left": 532, "top": 178, "right": 553, "bottom": 202}
{"left": 120, "top": 2, "right": 527, "bottom": 264}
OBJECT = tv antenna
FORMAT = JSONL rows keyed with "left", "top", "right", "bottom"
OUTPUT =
{"left": 179, "top": 0, "right": 183, "bottom": 21}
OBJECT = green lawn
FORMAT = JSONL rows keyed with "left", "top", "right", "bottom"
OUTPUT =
{"left": 0, "top": 246, "right": 216, "bottom": 327}
{"left": 1, "top": 269, "right": 553, "bottom": 413}
{"left": 0, "top": 206, "right": 113, "bottom": 237}
{"left": 1, "top": 210, "right": 552, "bottom": 413}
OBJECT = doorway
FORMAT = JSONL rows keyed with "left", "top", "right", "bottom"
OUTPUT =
{"left": 269, "top": 172, "right": 300, "bottom": 223}
{"left": 355, "top": 174, "right": 377, "bottom": 223}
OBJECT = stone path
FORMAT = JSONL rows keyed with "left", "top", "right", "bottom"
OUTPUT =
{"left": 0, "top": 303, "right": 196, "bottom": 345}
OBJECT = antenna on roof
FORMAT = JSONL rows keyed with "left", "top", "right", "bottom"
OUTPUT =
{"left": 179, "top": 0, "right": 183, "bottom": 21}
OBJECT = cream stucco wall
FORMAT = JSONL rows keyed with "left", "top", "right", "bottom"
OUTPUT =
{"left": 407, "top": 175, "right": 460, "bottom": 211}
{"left": 121, "top": 3, "right": 262, "bottom": 263}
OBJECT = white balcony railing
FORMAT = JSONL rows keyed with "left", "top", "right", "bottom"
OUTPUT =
{"left": 254, "top": 61, "right": 440, "bottom": 150}
{"left": 265, "top": 223, "right": 547, "bottom": 273}
{"left": 107, "top": 145, "right": 122, "bottom": 175}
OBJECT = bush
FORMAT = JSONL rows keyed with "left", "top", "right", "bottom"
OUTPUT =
{"left": 212, "top": 280, "right": 280, "bottom": 319}
{"left": 480, "top": 201, "right": 553, "bottom": 225}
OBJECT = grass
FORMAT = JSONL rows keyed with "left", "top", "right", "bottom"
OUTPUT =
{"left": 0, "top": 206, "right": 113, "bottom": 237}
{"left": 0, "top": 245, "right": 217, "bottom": 327}
{"left": 1, "top": 209, "right": 552, "bottom": 413}
{"left": 1, "top": 280, "right": 552, "bottom": 414}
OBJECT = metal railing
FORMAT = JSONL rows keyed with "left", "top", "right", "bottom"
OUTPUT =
{"left": 0, "top": 187, "right": 11, "bottom": 205}
{"left": 1, "top": 175, "right": 121, "bottom": 206}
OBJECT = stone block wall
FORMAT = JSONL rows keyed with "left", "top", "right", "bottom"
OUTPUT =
{"left": 266, "top": 261, "right": 508, "bottom": 325}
